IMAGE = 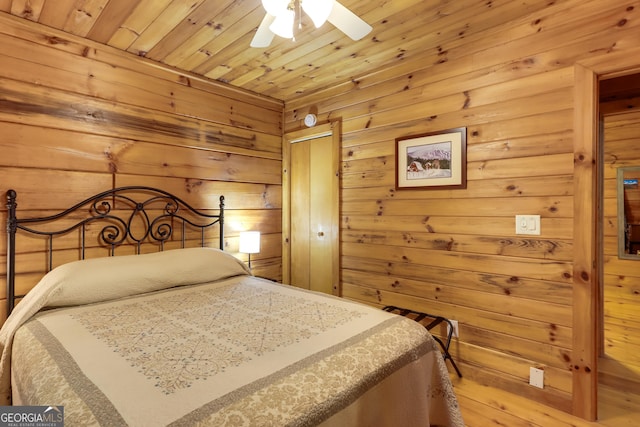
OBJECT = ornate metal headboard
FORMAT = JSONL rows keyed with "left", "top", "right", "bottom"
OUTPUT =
{"left": 5, "top": 186, "right": 225, "bottom": 315}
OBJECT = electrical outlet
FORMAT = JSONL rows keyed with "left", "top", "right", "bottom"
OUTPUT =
{"left": 447, "top": 320, "right": 459, "bottom": 338}
{"left": 529, "top": 367, "right": 544, "bottom": 389}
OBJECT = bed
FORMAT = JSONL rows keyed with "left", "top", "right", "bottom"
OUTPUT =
{"left": 0, "top": 187, "right": 463, "bottom": 426}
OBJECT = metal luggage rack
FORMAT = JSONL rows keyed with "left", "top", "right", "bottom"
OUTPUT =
{"left": 382, "top": 305, "right": 462, "bottom": 377}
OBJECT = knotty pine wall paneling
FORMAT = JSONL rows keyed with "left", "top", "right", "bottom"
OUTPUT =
{"left": 0, "top": 12, "right": 284, "bottom": 318}
{"left": 284, "top": 0, "right": 640, "bottom": 416}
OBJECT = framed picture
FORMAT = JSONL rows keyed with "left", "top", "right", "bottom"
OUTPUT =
{"left": 395, "top": 127, "right": 467, "bottom": 190}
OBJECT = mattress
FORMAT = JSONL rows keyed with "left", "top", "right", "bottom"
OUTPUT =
{"left": 0, "top": 248, "right": 463, "bottom": 426}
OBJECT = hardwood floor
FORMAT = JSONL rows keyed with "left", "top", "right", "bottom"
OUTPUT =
{"left": 451, "top": 377, "right": 640, "bottom": 426}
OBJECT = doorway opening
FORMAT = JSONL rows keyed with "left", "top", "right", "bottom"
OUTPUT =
{"left": 597, "top": 72, "right": 640, "bottom": 421}
{"left": 573, "top": 56, "right": 640, "bottom": 421}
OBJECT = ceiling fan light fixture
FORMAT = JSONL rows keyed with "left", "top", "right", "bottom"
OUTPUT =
{"left": 269, "top": 8, "right": 295, "bottom": 39}
{"left": 301, "top": 0, "right": 335, "bottom": 28}
{"left": 251, "top": 0, "right": 371, "bottom": 47}
{"left": 261, "top": 0, "right": 289, "bottom": 16}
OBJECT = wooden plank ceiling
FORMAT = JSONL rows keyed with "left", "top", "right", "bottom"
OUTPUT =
{"left": 1, "top": 0, "right": 553, "bottom": 102}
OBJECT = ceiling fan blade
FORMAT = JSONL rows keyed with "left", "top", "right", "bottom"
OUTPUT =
{"left": 250, "top": 14, "right": 276, "bottom": 48}
{"left": 327, "top": 2, "right": 372, "bottom": 41}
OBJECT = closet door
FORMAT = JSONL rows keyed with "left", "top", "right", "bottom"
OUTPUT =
{"left": 283, "top": 122, "right": 340, "bottom": 295}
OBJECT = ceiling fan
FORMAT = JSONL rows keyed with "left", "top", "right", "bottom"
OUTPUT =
{"left": 250, "top": 0, "right": 372, "bottom": 48}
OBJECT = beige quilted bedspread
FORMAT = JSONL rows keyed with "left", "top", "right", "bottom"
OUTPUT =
{"left": 1, "top": 248, "right": 464, "bottom": 426}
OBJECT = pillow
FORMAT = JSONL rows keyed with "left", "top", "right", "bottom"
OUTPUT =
{"left": 43, "top": 247, "right": 250, "bottom": 308}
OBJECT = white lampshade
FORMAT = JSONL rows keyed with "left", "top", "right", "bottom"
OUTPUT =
{"left": 269, "top": 8, "right": 295, "bottom": 39}
{"left": 261, "top": 0, "right": 289, "bottom": 16}
{"left": 302, "top": 0, "right": 335, "bottom": 28}
{"left": 239, "top": 231, "right": 261, "bottom": 254}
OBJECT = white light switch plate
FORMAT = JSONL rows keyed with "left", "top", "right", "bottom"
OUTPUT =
{"left": 515, "top": 215, "right": 541, "bottom": 235}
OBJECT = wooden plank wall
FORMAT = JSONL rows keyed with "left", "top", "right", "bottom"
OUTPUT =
{"left": 284, "top": 0, "right": 640, "bottom": 414}
{"left": 0, "top": 12, "right": 284, "bottom": 320}
{"left": 601, "top": 107, "right": 640, "bottom": 394}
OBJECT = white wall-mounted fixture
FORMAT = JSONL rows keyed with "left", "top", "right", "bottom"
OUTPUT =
{"left": 239, "top": 231, "right": 261, "bottom": 269}
{"left": 515, "top": 215, "right": 541, "bottom": 235}
{"left": 304, "top": 113, "right": 317, "bottom": 127}
{"left": 529, "top": 366, "right": 544, "bottom": 389}
{"left": 447, "top": 320, "right": 459, "bottom": 338}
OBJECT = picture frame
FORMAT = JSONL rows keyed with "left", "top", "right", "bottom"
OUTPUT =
{"left": 395, "top": 127, "right": 467, "bottom": 190}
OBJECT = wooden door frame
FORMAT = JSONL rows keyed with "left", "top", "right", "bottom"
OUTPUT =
{"left": 573, "top": 49, "right": 640, "bottom": 420}
{"left": 282, "top": 121, "right": 341, "bottom": 294}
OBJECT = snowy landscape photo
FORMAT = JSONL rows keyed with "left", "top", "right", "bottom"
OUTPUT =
{"left": 395, "top": 128, "right": 467, "bottom": 190}
{"left": 406, "top": 141, "right": 453, "bottom": 180}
